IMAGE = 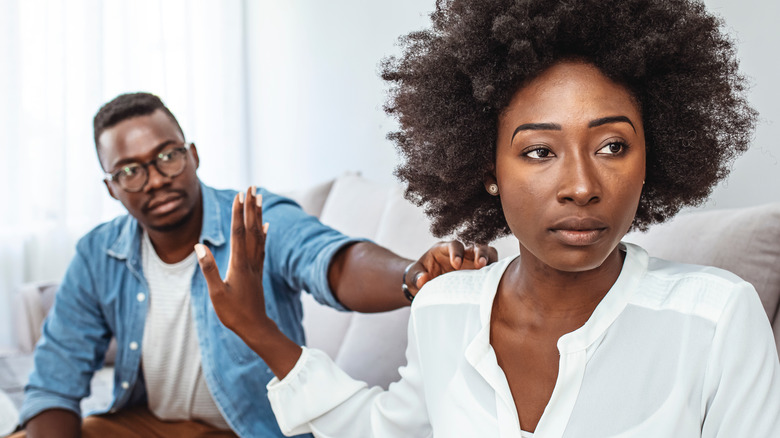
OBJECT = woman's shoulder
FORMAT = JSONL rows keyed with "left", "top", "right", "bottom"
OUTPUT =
{"left": 413, "top": 256, "right": 516, "bottom": 310}
{"left": 634, "top": 254, "right": 759, "bottom": 324}
{"left": 645, "top": 257, "right": 746, "bottom": 291}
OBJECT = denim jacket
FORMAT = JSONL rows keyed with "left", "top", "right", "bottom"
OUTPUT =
{"left": 21, "top": 182, "right": 360, "bottom": 437}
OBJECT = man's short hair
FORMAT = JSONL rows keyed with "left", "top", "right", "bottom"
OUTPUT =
{"left": 93, "top": 92, "right": 184, "bottom": 148}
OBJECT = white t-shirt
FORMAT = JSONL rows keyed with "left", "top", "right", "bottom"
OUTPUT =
{"left": 268, "top": 243, "right": 780, "bottom": 437}
{"left": 141, "top": 232, "right": 230, "bottom": 429}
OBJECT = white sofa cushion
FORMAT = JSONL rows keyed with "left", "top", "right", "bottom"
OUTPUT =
{"left": 299, "top": 174, "right": 393, "bottom": 361}
{"left": 334, "top": 184, "right": 438, "bottom": 388}
{"left": 317, "top": 173, "right": 392, "bottom": 240}
{"left": 282, "top": 178, "right": 334, "bottom": 218}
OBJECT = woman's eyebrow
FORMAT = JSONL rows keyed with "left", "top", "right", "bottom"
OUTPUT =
{"left": 511, "top": 123, "right": 562, "bottom": 143}
{"left": 510, "top": 117, "right": 636, "bottom": 144}
{"left": 588, "top": 116, "right": 636, "bottom": 133}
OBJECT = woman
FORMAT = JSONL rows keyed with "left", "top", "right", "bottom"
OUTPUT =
{"left": 195, "top": 0, "right": 780, "bottom": 436}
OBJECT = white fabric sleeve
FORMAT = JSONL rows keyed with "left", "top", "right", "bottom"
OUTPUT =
{"left": 267, "top": 315, "right": 432, "bottom": 438}
{"left": 700, "top": 281, "right": 780, "bottom": 437}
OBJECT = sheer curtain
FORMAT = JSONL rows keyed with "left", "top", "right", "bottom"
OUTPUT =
{"left": 0, "top": 0, "right": 253, "bottom": 352}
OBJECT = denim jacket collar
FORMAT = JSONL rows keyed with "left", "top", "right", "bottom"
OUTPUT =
{"left": 199, "top": 182, "right": 227, "bottom": 247}
{"left": 106, "top": 181, "right": 226, "bottom": 263}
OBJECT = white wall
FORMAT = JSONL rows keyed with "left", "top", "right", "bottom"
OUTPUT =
{"left": 245, "top": 0, "right": 434, "bottom": 192}
{"left": 701, "top": 0, "right": 780, "bottom": 209}
{"left": 245, "top": 0, "right": 780, "bottom": 208}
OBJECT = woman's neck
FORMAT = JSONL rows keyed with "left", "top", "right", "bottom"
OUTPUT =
{"left": 496, "top": 246, "right": 625, "bottom": 327}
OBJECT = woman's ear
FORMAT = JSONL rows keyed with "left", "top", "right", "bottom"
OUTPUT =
{"left": 483, "top": 171, "right": 499, "bottom": 196}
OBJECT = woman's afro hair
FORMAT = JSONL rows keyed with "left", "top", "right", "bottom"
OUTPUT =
{"left": 382, "top": 0, "right": 757, "bottom": 243}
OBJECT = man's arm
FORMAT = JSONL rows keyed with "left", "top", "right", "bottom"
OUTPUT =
{"left": 20, "top": 247, "right": 112, "bottom": 436}
{"left": 259, "top": 187, "right": 497, "bottom": 314}
{"left": 327, "top": 241, "right": 497, "bottom": 313}
{"left": 24, "top": 409, "right": 80, "bottom": 438}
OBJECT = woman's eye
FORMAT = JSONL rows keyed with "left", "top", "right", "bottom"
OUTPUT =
{"left": 524, "top": 148, "right": 553, "bottom": 159}
{"left": 597, "top": 142, "right": 626, "bottom": 155}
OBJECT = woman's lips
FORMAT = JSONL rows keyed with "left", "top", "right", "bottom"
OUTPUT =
{"left": 551, "top": 228, "right": 607, "bottom": 246}
{"left": 549, "top": 217, "right": 609, "bottom": 246}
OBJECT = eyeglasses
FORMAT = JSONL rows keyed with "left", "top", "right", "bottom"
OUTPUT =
{"left": 104, "top": 143, "right": 192, "bottom": 193}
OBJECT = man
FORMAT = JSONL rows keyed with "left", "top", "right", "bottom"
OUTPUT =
{"left": 13, "top": 93, "right": 495, "bottom": 438}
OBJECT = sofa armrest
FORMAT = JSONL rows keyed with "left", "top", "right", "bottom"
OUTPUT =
{"left": 13, "top": 281, "right": 118, "bottom": 364}
{"left": 13, "top": 282, "right": 57, "bottom": 354}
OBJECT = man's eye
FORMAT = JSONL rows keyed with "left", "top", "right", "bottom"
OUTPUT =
{"left": 158, "top": 150, "right": 177, "bottom": 161}
{"left": 121, "top": 165, "right": 142, "bottom": 176}
{"left": 525, "top": 148, "right": 553, "bottom": 159}
{"left": 597, "top": 142, "right": 627, "bottom": 155}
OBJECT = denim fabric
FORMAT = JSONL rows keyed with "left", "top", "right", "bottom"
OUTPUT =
{"left": 21, "top": 182, "right": 360, "bottom": 438}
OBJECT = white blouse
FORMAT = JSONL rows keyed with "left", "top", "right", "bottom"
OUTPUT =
{"left": 267, "top": 243, "right": 780, "bottom": 437}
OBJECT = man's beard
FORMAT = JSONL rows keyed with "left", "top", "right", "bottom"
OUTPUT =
{"left": 146, "top": 207, "right": 196, "bottom": 233}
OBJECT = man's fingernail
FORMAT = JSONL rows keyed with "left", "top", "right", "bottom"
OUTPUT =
{"left": 256, "top": 194, "right": 263, "bottom": 207}
{"left": 194, "top": 244, "right": 207, "bottom": 259}
{"left": 263, "top": 222, "right": 270, "bottom": 233}
{"left": 480, "top": 256, "right": 488, "bottom": 265}
{"left": 238, "top": 192, "right": 244, "bottom": 204}
{"left": 251, "top": 186, "right": 257, "bottom": 197}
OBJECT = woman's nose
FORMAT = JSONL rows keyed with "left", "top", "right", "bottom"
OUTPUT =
{"left": 556, "top": 154, "right": 602, "bottom": 206}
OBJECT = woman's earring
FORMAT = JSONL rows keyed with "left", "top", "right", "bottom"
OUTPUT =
{"left": 487, "top": 184, "right": 499, "bottom": 196}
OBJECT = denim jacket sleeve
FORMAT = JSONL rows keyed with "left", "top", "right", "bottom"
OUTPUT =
{"left": 19, "top": 245, "right": 113, "bottom": 424}
{"left": 261, "top": 190, "right": 366, "bottom": 311}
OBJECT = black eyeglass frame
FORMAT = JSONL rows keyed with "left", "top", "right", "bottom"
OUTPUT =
{"left": 103, "top": 142, "right": 192, "bottom": 193}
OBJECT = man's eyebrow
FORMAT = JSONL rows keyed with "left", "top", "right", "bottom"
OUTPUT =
{"left": 511, "top": 123, "right": 562, "bottom": 143}
{"left": 110, "top": 140, "right": 179, "bottom": 169}
{"left": 588, "top": 116, "right": 636, "bottom": 133}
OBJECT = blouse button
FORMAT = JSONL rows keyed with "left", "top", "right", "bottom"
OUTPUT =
{"left": 137, "top": 293, "right": 146, "bottom": 302}
{"left": 121, "top": 381, "right": 130, "bottom": 390}
{"left": 129, "top": 341, "right": 139, "bottom": 351}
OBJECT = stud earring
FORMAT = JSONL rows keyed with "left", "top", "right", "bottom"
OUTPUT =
{"left": 487, "top": 184, "right": 499, "bottom": 195}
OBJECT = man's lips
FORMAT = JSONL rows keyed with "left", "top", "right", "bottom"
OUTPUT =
{"left": 548, "top": 217, "right": 609, "bottom": 246}
{"left": 144, "top": 193, "right": 184, "bottom": 214}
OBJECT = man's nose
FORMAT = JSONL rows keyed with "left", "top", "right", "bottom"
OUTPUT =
{"left": 143, "top": 163, "right": 173, "bottom": 192}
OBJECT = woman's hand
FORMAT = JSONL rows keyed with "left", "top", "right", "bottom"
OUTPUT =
{"left": 195, "top": 187, "right": 271, "bottom": 339}
{"left": 196, "top": 187, "right": 302, "bottom": 378}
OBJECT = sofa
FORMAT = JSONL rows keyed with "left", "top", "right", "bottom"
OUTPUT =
{"left": 9, "top": 172, "right": 780, "bottom": 416}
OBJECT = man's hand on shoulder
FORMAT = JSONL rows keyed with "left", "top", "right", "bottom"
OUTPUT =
{"left": 328, "top": 240, "right": 497, "bottom": 312}
{"left": 404, "top": 241, "right": 498, "bottom": 299}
